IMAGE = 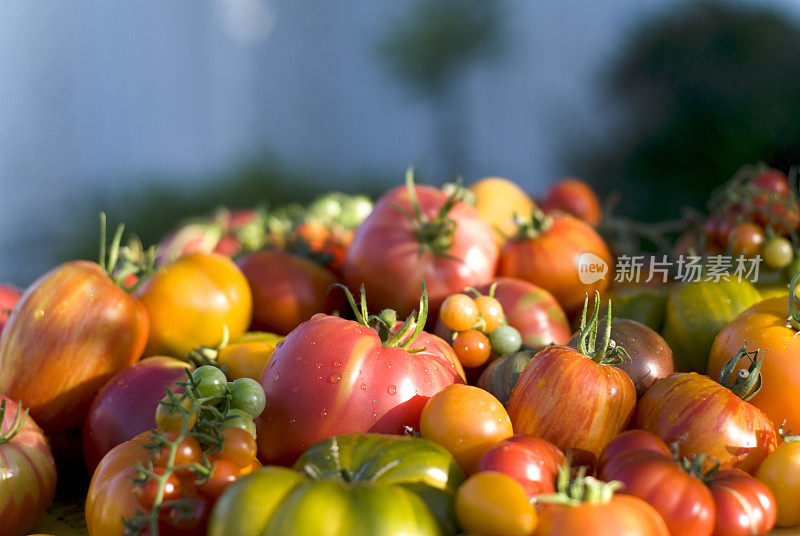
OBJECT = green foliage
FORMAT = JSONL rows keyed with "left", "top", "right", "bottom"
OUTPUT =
{"left": 571, "top": 0, "right": 800, "bottom": 221}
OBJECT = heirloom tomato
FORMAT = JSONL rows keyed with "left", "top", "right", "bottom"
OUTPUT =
{"left": 707, "top": 468, "right": 776, "bottom": 536}
{"left": 209, "top": 433, "right": 465, "bottom": 536}
{"left": 506, "top": 296, "right": 636, "bottom": 469}
{"left": 83, "top": 356, "right": 189, "bottom": 473}
{"left": 237, "top": 249, "right": 345, "bottom": 335}
{"left": 498, "top": 211, "right": 612, "bottom": 315}
{"left": 756, "top": 435, "right": 800, "bottom": 527}
{"left": 256, "top": 284, "right": 465, "bottom": 465}
{"left": 0, "top": 221, "right": 149, "bottom": 433}
{"left": 476, "top": 349, "right": 535, "bottom": 406}
{"left": 456, "top": 471, "right": 538, "bottom": 536}
{"left": 0, "top": 396, "right": 57, "bottom": 536}
{"left": 420, "top": 384, "right": 513, "bottom": 475}
{"left": 567, "top": 317, "right": 673, "bottom": 398}
{"left": 0, "top": 284, "right": 21, "bottom": 336}
{"left": 216, "top": 331, "right": 284, "bottom": 380}
{"left": 477, "top": 435, "right": 565, "bottom": 499}
{"left": 136, "top": 252, "right": 252, "bottom": 358}
{"left": 342, "top": 169, "right": 497, "bottom": 319}
{"left": 468, "top": 176, "right": 536, "bottom": 246}
{"left": 708, "top": 283, "right": 800, "bottom": 432}
{"left": 634, "top": 346, "right": 777, "bottom": 473}
{"left": 541, "top": 177, "right": 602, "bottom": 226}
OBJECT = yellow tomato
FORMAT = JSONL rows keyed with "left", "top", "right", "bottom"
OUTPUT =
{"left": 456, "top": 471, "right": 537, "bottom": 536}
{"left": 469, "top": 177, "right": 535, "bottom": 247}
{"left": 420, "top": 384, "right": 514, "bottom": 474}
{"left": 218, "top": 337, "right": 282, "bottom": 381}
{"left": 756, "top": 440, "right": 800, "bottom": 527}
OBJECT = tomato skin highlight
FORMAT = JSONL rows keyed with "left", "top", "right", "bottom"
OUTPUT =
{"left": 0, "top": 261, "right": 149, "bottom": 434}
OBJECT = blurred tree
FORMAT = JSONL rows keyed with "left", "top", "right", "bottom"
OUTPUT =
{"left": 570, "top": 0, "right": 800, "bottom": 221}
{"left": 378, "top": 0, "right": 506, "bottom": 176}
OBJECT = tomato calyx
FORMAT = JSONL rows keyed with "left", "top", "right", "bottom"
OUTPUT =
{"left": 399, "top": 167, "right": 461, "bottom": 257}
{"left": 512, "top": 207, "right": 553, "bottom": 240}
{"left": 98, "top": 212, "right": 156, "bottom": 292}
{"left": 331, "top": 282, "right": 428, "bottom": 351}
{"left": 718, "top": 344, "right": 763, "bottom": 401}
{"left": 576, "top": 293, "right": 631, "bottom": 366}
{"left": 0, "top": 399, "right": 28, "bottom": 445}
{"left": 538, "top": 464, "right": 622, "bottom": 506}
{"left": 674, "top": 449, "right": 721, "bottom": 482}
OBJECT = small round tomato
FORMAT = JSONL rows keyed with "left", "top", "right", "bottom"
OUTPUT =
{"left": 192, "top": 366, "right": 228, "bottom": 400}
{"left": 541, "top": 177, "right": 602, "bottom": 226}
{"left": 728, "top": 222, "right": 764, "bottom": 257}
{"left": 136, "top": 253, "right": 253, "bottom": 358}
{"left": 198, "top": 459, "right": 242, "bottom": 498}
{"left": 752, "top": 169, "right": 789, "bottom": 194}
{"left": 453, "top": 330, "right": 492, "bottom": 368}
{"left": 138, "top": 467, "right": 183, "bottom": 510}
{"left": 216, "top": 427, "right": 257, "bottom": 468}
{"left": 475, "top": 295, "right": 505, "bottom": 333}
{"left": 761, "top": 236, "right": 794, "bottom": 270}
{"left": 756, "top": 439, "right": 800, "bottom": 527}
{"left": 152, "top": 433, "right": 202, "bottom": 470}
{"left": 439, "top": 294, "right": 480, "bottom": 332}
{"left": 477, "top": 435, "right": 565, "bottom": 499}
{"left": 489, "top": 324, "right": 522, "bottom": 356}
{"left": 229, "top": 378, "right": 267, "bottom": 418}
{"left": 155, "top": 397, "right": 196, "bottom": 434}
{"left": 420, "top": 384, "right": 513, "bottom": 474}
{"left": 456, "top": 471, "right": 537, "bottom": 536}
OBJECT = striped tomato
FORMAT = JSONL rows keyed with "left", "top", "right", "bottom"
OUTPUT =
{"left": 0, "top": 395, "right": 57, "bottom": 536}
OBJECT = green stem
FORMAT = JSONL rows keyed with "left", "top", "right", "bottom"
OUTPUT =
{"left": 788, "top": 271, "right": 800, "bottom": 331}
{"left": 718, "top": 344, "right": 764, "bottom": 401}
{"left": 513, "top": 208, "right": 553, "bottom": 240}
{"left": 576, "top": 293, "right": 630, "bottom": 366}
{"left": 0, "top": 400, "right": 28, "bottom": 445}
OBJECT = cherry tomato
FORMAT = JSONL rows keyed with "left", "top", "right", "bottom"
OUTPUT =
{"left": 229, "top": 378, "right": 266, "bottom": 418}
{"left": 216, "top": 427, "right": 257, "bottom": 468}
{"left": 456, "top": 471, "right": 538, "bottom": 536}
{"left": 138, "top": 467, "right": 183, "bottom": 510}
{"left": 155, "top": 397, "right": 196, "bottom": 434}
{"left": 752, "top": 169, "right": 789, "bottom": 195}
{"left": 728, "top": 222, "right": 765, "bottom": 257}
{"left": 489, "top": 324, "right": 522, "bottom": 355}
{"left": 439, "top": 294, "right": 480, "bottom": 332}
{"left": 192, "top": 366, "right": 228, "bottom": 400}
{"left": 453, "top": 330, "right": 492, "bottom": 368}
{"left": 198, "top": 459, "right": 241, "bottom": 498}
{"left": 420, "top": 384, "right": 513, "bottom": 474}
{"left": 762, "top": 236, "right": 794, "bottom": 270}
{"left": 756, "top": 439, "right": 800, "bottom": 527}
{"left": 475, "top": 295, "right": 505, "bottom": 333}
{"left": 152, "top": 433, "right": 202, "bottom": 471}
{"left": 224, "top": 408, "right": 256, "bottom": 437}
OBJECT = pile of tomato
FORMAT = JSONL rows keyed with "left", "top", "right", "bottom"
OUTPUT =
{"left": 2, "top": 166, "right": 800, "bottom": 536}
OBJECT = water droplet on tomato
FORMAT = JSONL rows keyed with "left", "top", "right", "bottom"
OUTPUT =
{"left": 319, "top": 409, "right": 328, "bottom": 418}
{"left": 387, "top": 385, "right": 397, "bottom": 396}
{"left": 316, "top": 363, "right": 322, "bottom": 369}
{"left": 667, "top": 411, "right": 679, "bottom": 423}
{"left": 372, "top": 411, "right": 377, "bottom": 421}
{"left": 273, "top": 373, "right": 280, "bottom": 382}
{"left": 291, "top": 386, "right": 299, "bottom": 393}
{"left": 34, "top": 309, "right": 44, "bottom": 319}
{"left": 333, "top": 360, "right": 342, "bottom": 368}
{"left": 296, "top": 356, "right": 303, "bottom": 362}
{"left": 360, "top": 383, "right": 367, "bottom": 390}
{"left": 268, "top": 360, "right": 275, "bottom": 369}
{"left": 328, "top": 373, "right": 342, "bottom": 384}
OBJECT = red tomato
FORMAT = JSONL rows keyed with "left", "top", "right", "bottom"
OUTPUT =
{"left": 0, "top": 284, "right": 21, "bottom": 336}
{"left": 707, "top": 468, "right": 776, "bottom": 536}
{"left": 599, "top": 431, "right": 715, "bottom": 536}
{"left": 83, "top": 357, "right": 189, "bottom": 473}
{"left": 541, "top": 177, "right": 602, "bottom": 226}
{"left": 0, "top": 261, "right": 149, "bottom": 433}
{"left": 237, "top": 249, "right": 345, "bottom": 335}
{"left": 255, "top": 308, "right": 466, "bottom": 465}
{"left": 499, "top": 213, "right": 612, "bottom": 315}
{"left": 634, "top": 372, "right": 777, "bottom": 474}
{"left": 342, "top": 175, "right": 497, "bottom": 320}
{"left": 507, "top": 338, "right": 636, "bottom": 470}
{"left": 535, "top": 494, "right": 669, "bottom": 536}
{"left": 0, "top": 395, "right": 57, "bottom": 536}
{"left": 477, "top": 435, "right": 565, "bottom": 499}
{"left": 752, "top": 169, "right": 789, "bottom": 195}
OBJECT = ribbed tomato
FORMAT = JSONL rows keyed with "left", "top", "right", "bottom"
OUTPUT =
{"left": 477, "top": 435, "right": 565, "bottom": 499}
{"left": 255, "top": 285, "right": 465, "bottom": 465}
{"left": 707, "top": 468, "right": 776, "bottom": 536}
{"left": 342, "top": 170, "right": 497, "bottom": 320}
{"left": 498, "top": 211, "right": 612, "bottom": 315}
{"left": 0, "top": 395, "right": 57, "bottom": 536}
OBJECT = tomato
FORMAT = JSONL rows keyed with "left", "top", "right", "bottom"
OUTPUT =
{"left": 541, "top": 177, "right": 602, "bottom": 226}
{"left": 728, "top": 222, "right": 764, "bottom": 257}
{"left": 606, "top": 285, "right": 669, "bottom": 332}
{"left": 0, "top": 284, "right": 21, "bottom": 336}
{"left": 452, "top": 330, "right": 492, "bottom": 368}
{"left": 662, "top": 279, "right": 761, "bottom": 373}
{"left": 153, "top": 434, "right": 203, "bottom": 471}
{"left": 599, "top": 431, "right": 715, "bottom": 536}
{"left": 342, "top": 172, "right": 498, "bottom": 320}
{"left": 83, "top": 356, "right": 189, "bottom": 473}
{"left": 634, "top": 368, "right": 777, "bottom": 474}
{"left": 138, "top": 467, "right": 183, "bottom": 510}
{"left": 136, "top": 253, "right": 252, "bottom": 358}
{"left": 597, "top": 430, "right": 671, "bottom": 469}
{"left": 753, "top": 195, "right": 800, "bottom": 236}
{"left": 420, "top": 385, "right": 513, "bottom": 475}
{"left": 237, "top": 249, "right": 345, "bottom": 335}
{"left": 476, "top": 349, "right": 535, "bottom": 406}
{"left": 477, "top": 435, "right": 565, "bottom": 498}
{"left": 499, "top": 212, "right": 612, "bottom": 315}
{"left": 756, "top": 438, "right": 800, "bottom": 527}
{"left": 0, "top": 260, "right": 149, "bottom": 434}
{"left": 209, "top": 433, "right": 464, "bottom": 536}
{"left": 507, "top": 301, "right": 636, "bottom": 469}
{"left": 752, "top": 169, "right": 789, "bottom": 195}
{"left": 0, "top": 396, "right": 57, "bottom": 536}
{"left": 707, "top": 468, "right": 776, "bottom": 536}
{"left": 255, "top": 286, "right": 465, "bottom": 466}
{"left": 216, "top": 427, "right": 257, "bottom": 468}
{"left": 474, "top": 295, "right": 505, "bottom": 333}
{"left": 198, "top": 459, "right": 242, "bottom": 498}
{"left": 567, "top": 317, "right": 673, "bottom": 398}
{"left": 761, "top": 236, "right": 794, "bottom": 270}
{"left": 456, "top": 471, "right": 537, "bottom": 536}
{"left": 217, "top": 332, "right": 283, "bottom": 381}
{"left": 709, "top": 296, "right": 800, "bottom": 432}
{"left": 468, "top": 176, "right": 536, "bottom": 246}
{"left": 439, "top": 293, "right": 479, "bottom": 332}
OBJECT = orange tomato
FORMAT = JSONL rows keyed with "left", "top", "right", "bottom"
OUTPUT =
{"left": 456, "top": 471, "right": 537, "bottom": 536}
{"left": 420, "top": 384, "right": 513, "bottom": 474}
{"left": 756, "top": 439, "right": 800, "bottom": 527}
{"left": 136, "top": 253, "right": 252, "bottom": 358}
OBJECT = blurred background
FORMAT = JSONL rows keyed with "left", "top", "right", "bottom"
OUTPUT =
{"left": 1, "top": 0, "right": 799, "bottom": 285}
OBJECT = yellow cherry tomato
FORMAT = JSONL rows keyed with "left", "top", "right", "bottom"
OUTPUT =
{"left": 475, "top": 295, "right": 505, "bottom": 334}
{"left": 420, "top": 384, "right": 513, "bottom": 475}
{"left": 756, "top": 440, "right": 800, "bottom": 527}
{"left": 440, "top": 293, "right": 480, "bottom": 332}
{"left": 456, "top": 471, "right": 537, "bottom": 536}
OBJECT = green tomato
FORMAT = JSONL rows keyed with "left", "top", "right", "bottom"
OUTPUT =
{"left": 224, "top": 408, "right": 257, "bottom": 437}
{"left": 488, "top": 324, "right": 522, "bottom": 355}
{"left": 230, "top": 378, "right": 267, "bottom": 418}
{"left": 762, "top": 236, "right": 794, "bottom": 270}
{"left": 192, "top": 365, "right": 228, "bottom": 400}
